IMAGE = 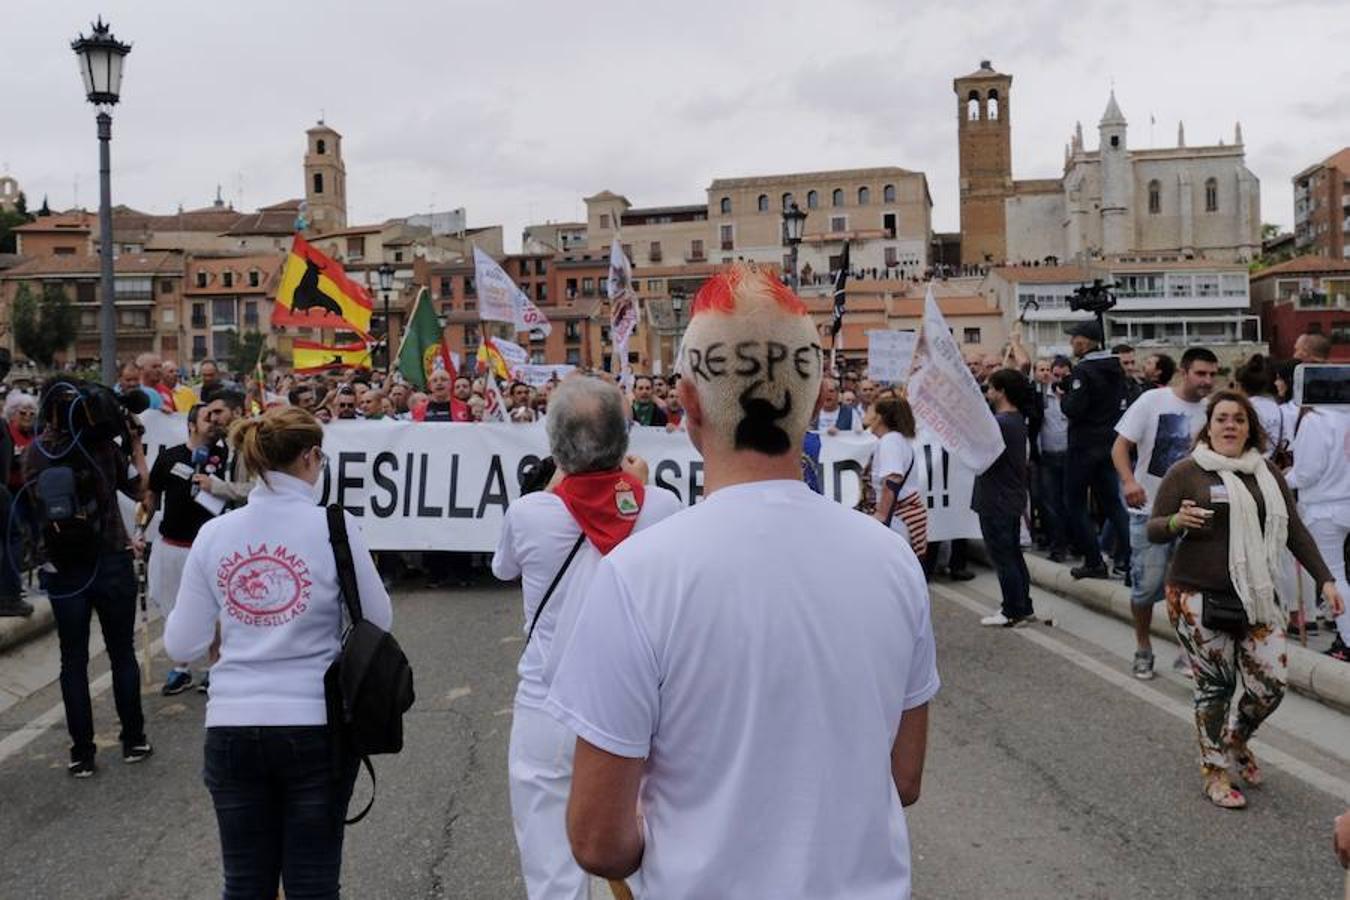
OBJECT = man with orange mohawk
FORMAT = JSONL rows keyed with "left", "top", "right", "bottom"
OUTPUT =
{"left": 546, "top": 264, "right": 938, "bottom": 898}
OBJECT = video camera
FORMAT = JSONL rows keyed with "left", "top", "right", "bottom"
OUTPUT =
{"left": 39, "top": 379, "right": 146, "bottom": 447}
{"left": 1069, "top": 279, "right": 1118, "bottom": 316}
{"left": 1293, "top": 364, "right": 1350, "bottom": 406}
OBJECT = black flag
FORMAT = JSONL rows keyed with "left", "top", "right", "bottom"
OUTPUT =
{"left": 830, "top": 241, "right": 850, "bottom": 338}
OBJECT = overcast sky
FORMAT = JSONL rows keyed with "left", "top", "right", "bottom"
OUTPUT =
{"left": 6, "top": 0, "right": 1347, "bottom": 251}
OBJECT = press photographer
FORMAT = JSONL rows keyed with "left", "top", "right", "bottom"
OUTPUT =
{"left": 23, "top": 379, "right": 153, "bottom": 778}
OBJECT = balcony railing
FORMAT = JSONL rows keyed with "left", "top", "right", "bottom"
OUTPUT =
{"left": 720, "top": 241, "right": 734, "bottom": 251}
{"left": 684, "top": 251, "right": 706, "bottom": 263}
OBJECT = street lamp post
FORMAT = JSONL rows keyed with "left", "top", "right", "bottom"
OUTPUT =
{"left": 72, "top": 18, "right": 131, "bottom": 387}
{"left": 782, "top": 201, "right": 808, "bottom": 293}
{"left": 377, "top": 262, "right": 395, "bottom": 376}
{"left": 670, "top": 290, "right": 685, "bottom": 371}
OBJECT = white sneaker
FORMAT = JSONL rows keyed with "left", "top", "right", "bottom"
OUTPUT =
{"left": 981, "top": 613, "right": 1011, "bottom": 627}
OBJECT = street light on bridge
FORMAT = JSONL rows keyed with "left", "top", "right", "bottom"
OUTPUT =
{"left": 71, "top": 18, "right": 131, "bottom": 386}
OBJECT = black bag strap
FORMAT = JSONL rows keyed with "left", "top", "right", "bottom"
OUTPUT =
{"left": 326, "top": 505, "right": 363, "bottom": 626}
{"left": 881, "top": 458, "right": 917, "bottom": 528}
{"left": 526, "top": 533, "right": 586, "bottom": 646}
{"left": 345, "top": 756, "right": 377, "bottom": 825}
{"left": 326, "top": 504, "right": 377, "bottom": 826}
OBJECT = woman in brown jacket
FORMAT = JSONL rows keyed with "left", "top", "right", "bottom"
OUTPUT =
{"left": 1149, "top": 390, "right": 1344, "bottom": 809}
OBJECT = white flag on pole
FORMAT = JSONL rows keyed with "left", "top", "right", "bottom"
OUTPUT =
{"left": 482, "top": 369, "right": 509, "bottom": 422}
{"left": 606, "top": 237, "right": 638, "bottom": 367}
{"left": 907, "top": 285, "right": 1005, "bottom": 473}
{"left": 472, "top": 247, "right": 550, "bottom": 335}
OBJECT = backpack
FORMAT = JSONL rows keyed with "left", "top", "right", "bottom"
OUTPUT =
{"left": 33, "top": 455, "right": 101, "bottom": 572}
{"left": 324, "top": 504, "right": 415, "bottom": 825}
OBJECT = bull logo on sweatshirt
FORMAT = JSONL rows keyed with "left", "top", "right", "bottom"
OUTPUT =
{"left": 216, "top": 543, "right": 314, "bottom": 627}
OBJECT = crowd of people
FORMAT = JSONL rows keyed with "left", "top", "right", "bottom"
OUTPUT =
{"left": 3, "top": 263, "right": 1350, "bottom": 894}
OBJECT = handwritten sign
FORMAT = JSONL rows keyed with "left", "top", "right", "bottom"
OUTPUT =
{"left": 866, "top": 330, "right": 917, "bottom": 384}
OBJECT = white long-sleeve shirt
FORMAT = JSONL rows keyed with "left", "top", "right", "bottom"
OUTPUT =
{"left": 1289, "top": 407, "right": 1350, "bottom": 526}
{"left": 164, "top": 470, "right": 392, "bottom": 727}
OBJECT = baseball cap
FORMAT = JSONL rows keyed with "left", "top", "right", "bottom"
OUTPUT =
{"left": 1064, "top": 320, "right": 1103, "bottom": 343}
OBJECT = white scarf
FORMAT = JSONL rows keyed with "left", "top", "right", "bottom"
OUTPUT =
{"left": 1190, "top": 443, "right": 1287, "bottom": 626}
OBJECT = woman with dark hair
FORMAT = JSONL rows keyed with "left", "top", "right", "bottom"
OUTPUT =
{"left": 1235, "top": 355, "right": 1282, "bottom": 460}
{"left": 1148, "top": 390, "right": 1344, "bottom": 808}
{"left": 864, "top": 394, "right": 926, "bottom": 557}
{"left": 975, "top": 368, "right": 1036, "bottom": 628}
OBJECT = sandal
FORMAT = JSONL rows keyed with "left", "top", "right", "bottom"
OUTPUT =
{"left": 1231, "top": 747, "right": 1263, "bottom": 787}
{"left": 1203, "top": 772, "right": 1247, "bottom": 809}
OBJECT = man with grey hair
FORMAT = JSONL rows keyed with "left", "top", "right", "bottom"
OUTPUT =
{"left": 492, "top": 375, "right": 680, "bottom": 900}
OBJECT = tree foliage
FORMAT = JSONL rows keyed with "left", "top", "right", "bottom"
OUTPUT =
{"left": 0, "top": 192, "right": 35, "bottom": 254}
{"left": 12, "top": 282, "right": 78, "bottom": 368}
{"left": 225, "top": 329, "right": 268, "bottom": 377}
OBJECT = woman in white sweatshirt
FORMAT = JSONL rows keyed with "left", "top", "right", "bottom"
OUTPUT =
{"left": 165, "top": 406, "right": 392, "bottom": 899}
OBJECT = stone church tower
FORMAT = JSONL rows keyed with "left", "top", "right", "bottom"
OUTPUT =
{"left": 954, "top": 61, "right": 1013, "bottom": 266}
{"left": 1098, "top": 92, "right": 1132, "bottom": 257}
{"left": 304, "top": 121, "right": 347, "bottom": 234}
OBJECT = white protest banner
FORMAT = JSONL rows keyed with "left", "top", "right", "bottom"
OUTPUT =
{"left": 866, "top": 329, "right": 917, "bottom": 384}
{"left": 473, "top": 246, "right": 526, "bottom": 326}
{"left": 516, "top": 293, "right": 552, "bottom": 337}
{"left": 520, "top": 364, "right": 576, "bottom": 387}
{"left": 136, "top": 416, "right": 981, "bottom": 551}
{"left": 907, "top": 285, "right": 1004, "bottom": 473}
{"left": 482, "top": 370, "right": 509, "bottom": 422}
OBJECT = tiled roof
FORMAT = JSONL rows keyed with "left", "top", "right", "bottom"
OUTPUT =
{"left": 709, "top": 167, "right": 917, "bottom": 189}
{"left": 989, "top": 265, "right": 1092, "bottom": 284}
{"left": 1250, "top": 254, "right": 1350, "bottom": 280}
{"left": 13, "top": 212, "right": 94, "bottom": 233}
{"left": 1, "top": 251, "right": 184, "bottom": 278}
{"left": 223, "top": 210, "right": 297, "bottom": 236}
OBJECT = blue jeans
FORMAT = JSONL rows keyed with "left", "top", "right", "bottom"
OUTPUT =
{"left": 1129, "top": 513, "right": 1173, "bottom": 608}
{"left": 1064, "top": 442, "right": 1131, "bottom": 569}
{"left": 980, "top": 512, "right": 1033, "bottom": 619}
{"left": 204, "top": 726, "right": 358, "bottom": 900}
{"left": 47, "top": 551, "right": 144, "bottom": 761}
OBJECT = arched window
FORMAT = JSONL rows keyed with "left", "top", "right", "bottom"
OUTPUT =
{"left": 987, "top": 89, "right": 999, "bottom": 121}
{"left": 312, "top": 172, "right": 324, "bottom": 194}
{"left": 720, "top": 197, "right": 731, "bottom": 214}
{"left": 883, "top": 184, "right": 896, "bottom": 204}
{"left": 1205, "top": 178, "right": 1218, "bottom": 212}
{"left": 757, "top": 194, "right": 768, "bottom": 212}
{"left": 967, "top": 90, "right": 981, "bottom": 121}
{"left": 857, "top": 186, "right": 870, "bottom": 206}
{"left": 1147, "top": 180, "right": 1161, "bottom": 215}
{"left": 831, "top": 188, "right": 844, "bottom": 207}
{"left": 806, "top": 190, "right": 819, "bottom": 209}
{"left": 316, "top": 139, "right": 326, "bottom": 155}
{"left": 782, "top": 192, "right": 794, "bottom": 211}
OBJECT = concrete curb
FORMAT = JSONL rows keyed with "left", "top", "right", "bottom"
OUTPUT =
{"left": 1006, "top": 551, "right": 1350, "bottom": 714}
{"left": 0, "top": 593, "right": 53, "bottom": 654}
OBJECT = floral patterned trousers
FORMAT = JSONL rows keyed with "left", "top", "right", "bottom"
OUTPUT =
{"left": 1165, "top": 585, "right": 1289, "bottom": 775}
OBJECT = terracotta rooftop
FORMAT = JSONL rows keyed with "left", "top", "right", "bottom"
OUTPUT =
{"left": 13, "top": 212, "right": 94, "bottom": 233}
{"left": 2, "top": 251, "right": 184, "bottom": 278}
{"left": 1250, "top": 254, "right": 1350, "bottom": 280}
{"left": 223, "top": 209, "right": 298, "bottom": 237}
{"left": 709, "top": 167, "right": 918, "bottom": 189}
{"left": 891, "top": 296, "right": 994, "bottom": 317}
{"left": 111, "top": 206, "right": 245, "bottom": 235}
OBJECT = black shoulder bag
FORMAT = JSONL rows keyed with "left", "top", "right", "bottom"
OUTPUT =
{"left": 324, "top": 505, "right": 416, "bottom": 825}
{"left": 526, "top": 533, "right": 586, "bottom": 647}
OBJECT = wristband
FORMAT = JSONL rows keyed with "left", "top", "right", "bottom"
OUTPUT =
{"left": 1168, "top": 513, "right": 1180, "bottom": 534}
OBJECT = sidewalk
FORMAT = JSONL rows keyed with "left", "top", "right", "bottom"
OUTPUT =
{"left": 1004, "top": 550, "right": 1350, "bottom": 713}
{"left": 0, "top": 591, "right": 52, "bottom": 654}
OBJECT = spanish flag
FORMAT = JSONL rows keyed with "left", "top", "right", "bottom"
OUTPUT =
{"left": 292, "top": 339, "right": 372, "bottom": 374}
{"left": 273, "top": 234, "right": 374, "bottom": 334}
{"left": 475, "top": 338, "right": 510, "bottom": 381}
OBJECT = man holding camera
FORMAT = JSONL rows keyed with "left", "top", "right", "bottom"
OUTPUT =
{"left": 24, "top": 382, "right": 153, "bottom": 778}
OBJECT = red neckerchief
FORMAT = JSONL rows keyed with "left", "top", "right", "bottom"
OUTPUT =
{"left": 553, "top": 469, "right": 646, "bottom": 555}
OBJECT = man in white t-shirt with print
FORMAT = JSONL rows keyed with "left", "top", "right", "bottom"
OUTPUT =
{"left": 546, "top": 265, "right": 938, "bottom": 899}
{"left": 1112, "top": 346, "right": 1217, "bottom": 680}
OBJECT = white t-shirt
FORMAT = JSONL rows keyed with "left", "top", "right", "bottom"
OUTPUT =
{"left": 870, "top": 431, "right": 921, "bottom": 528}
{"left": 1249, "top": 395, "right": 1284, "bottom": 458}
{"left": 817, "top": 405, "right": 863, "bottom": 433}
{"left": 545, "top": 479, "right": 938, "bottom": 899}
{"left": 1114, "top": 387, "right": 1208, "bottom": 515}
{"left": 1290, "top": 407, "right": 1350, "bottom": 524}
{"left": 491, "top": 486, "right": 682, "bottom": 711}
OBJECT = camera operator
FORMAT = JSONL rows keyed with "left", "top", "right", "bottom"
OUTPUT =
{"left": 24, "top": 381, "right": 153, "bottom": 777}
{"left": 1060, "top": 320, "right": 1132, "bottom": 581}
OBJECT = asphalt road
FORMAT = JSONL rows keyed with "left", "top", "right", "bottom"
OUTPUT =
{"left": 0, "top": 570, "right": 1347, "bottom": 899}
